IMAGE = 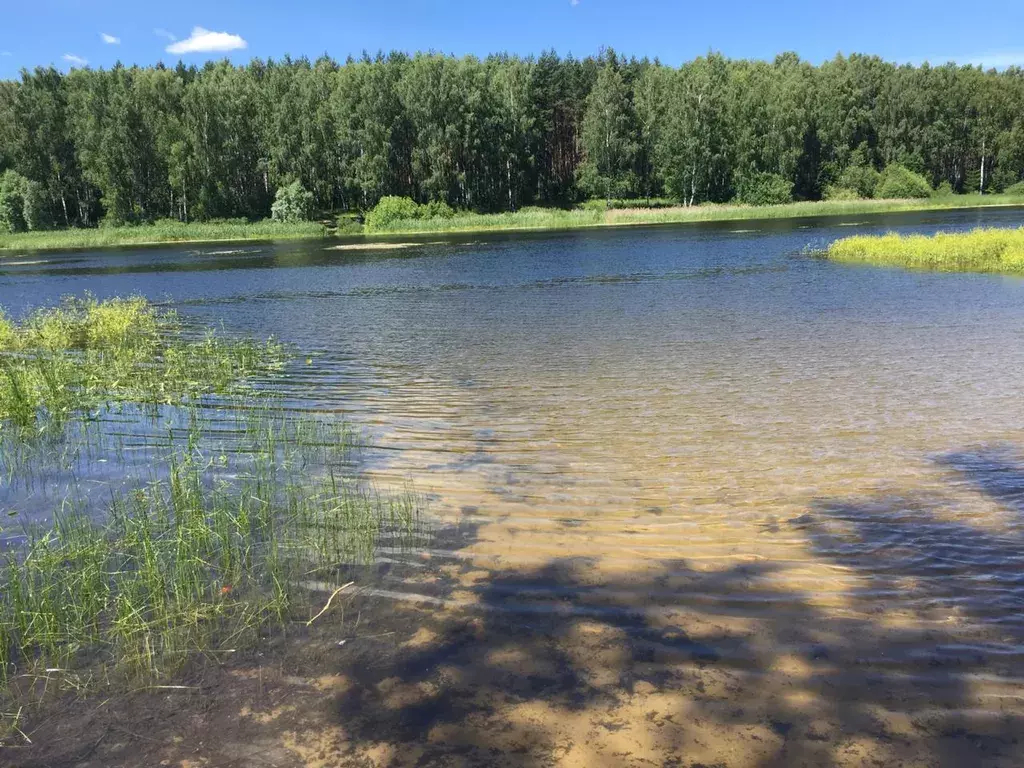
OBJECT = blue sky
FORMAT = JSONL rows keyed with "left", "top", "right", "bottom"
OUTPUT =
{"left": 3, "top": 0, "right": 1024, "bottom": 77}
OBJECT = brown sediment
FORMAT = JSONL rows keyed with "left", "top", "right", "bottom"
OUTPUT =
{"left": 10, "top": 530, "right": 1024, "bottom": 768}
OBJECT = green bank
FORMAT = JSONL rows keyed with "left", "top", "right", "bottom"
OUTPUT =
{"left": 5, "top": 195, "right": 1024, "bottom": 251}
{"left": 365, "top": 195, "right": 1024, "bottom": 236}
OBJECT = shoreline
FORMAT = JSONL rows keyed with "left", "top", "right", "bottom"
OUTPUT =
{"left": 3, "top": 196, "right": 1024, "bottom": 254}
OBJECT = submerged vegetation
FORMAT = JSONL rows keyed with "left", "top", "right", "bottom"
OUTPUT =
{"left": 826, "top": 227, "right": 1024, "bottom": 274}
{"left": 0, "top": 298, "right": 422, "bottom": 733}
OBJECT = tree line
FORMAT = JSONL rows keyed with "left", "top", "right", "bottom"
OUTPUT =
{"left": 2, "top": 49, "right": 1024, "bottom": 229}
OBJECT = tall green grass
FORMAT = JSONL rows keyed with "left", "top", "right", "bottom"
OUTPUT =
{"left": 0, "top": 409, "right": 420, "bottom": 688}
{"left": 367, "top": 194, "right": 1024, "bottom": 236}
{"left": 0, "top": 297, "right": 425, "bottom": 734}
{"left": 368, "top": 206, "right": 604, "bottom": 234}
{"left": 825, "top": 226, "right": 1024, "bottom": 274}
{"left": 0, "top": 296, "right": 285, "bottom": 435}
{"left": 0, "top": 219, "right": 326, "bottom": 252}
{"left": 603, "top": 194, "right": 1024, "bottom": 227}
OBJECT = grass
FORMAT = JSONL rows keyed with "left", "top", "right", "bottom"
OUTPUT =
{"left": 363, "top": 194, "right": 1024, "bottom": 236}
{"left": 0, "top": 219, "right": 326, "bottom": 252}
{"left": 0, "top": 297, "right": 424, "bottom": 734}
{"left": 6, "top": 194, "right": 1024, "bottom": 252}
{"left": 825, "top": 226, "right": 1024, "bottom": 274}
{"left": 0, "top": 296, "right": 286, "bottom": 435}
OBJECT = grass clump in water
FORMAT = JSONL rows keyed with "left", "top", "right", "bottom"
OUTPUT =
{"left": 0, "top": 297, "right": 426, "bottom": 735}
{"left": 825, "top": 226, "right": 1024, "bottom": 274}
{"left": 0, "top": 414, "right": 420, "bottom": 687}
{"left": 0, "top": 296, "right": 285, "bottom": 434}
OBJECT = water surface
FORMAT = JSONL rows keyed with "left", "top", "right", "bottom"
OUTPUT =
{"left": 4, "top": 209, "right": 1024, "bottom": 765}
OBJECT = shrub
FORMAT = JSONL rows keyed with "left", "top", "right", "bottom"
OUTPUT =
{"left": 1005, "top": 180, "right": 1024, "bottom": 196}
{"left": 364, "top": 196, "right": 421, "bottom": 231}
{"left": 421, "top": 200, "right": 455, "bottom": 219}
{"left": 836, "top": 164, "right": 880, "bottom": 199}
{"left": 933, "top": 180, "right": 955, "bottom": 197}
{"left": 823, "top": 185, "right": 861, "bottom": 201}
{"left": 735, "top": 173, "right": 793, "bottom": 206}
{"left": 271, "top": 181, "right": 314, "bottom": 223}
{"left": 334, "top": 214, "right": 363, "bottom": 235}
{"left": 580, "top": 199, "right": 609, "bottom": 212}
{"left": 875, "top": 165, "right": 933, "bottom": 199}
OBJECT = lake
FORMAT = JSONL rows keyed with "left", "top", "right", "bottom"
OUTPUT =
{"left": 4, "top": 207, "right": 1024, "bottom": 765}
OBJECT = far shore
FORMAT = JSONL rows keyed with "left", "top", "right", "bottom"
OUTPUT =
{"left": 3, "top": 195, "right": 1024, "bottom": 253}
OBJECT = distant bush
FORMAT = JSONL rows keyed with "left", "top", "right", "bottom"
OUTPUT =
{"left": 606, "top": 197, "right": 678, "bottom": 210}
{"left": 364, "top": 196, "right": 421, "bottom": 231}
{"left": 1005, "top": 180, "right": 1024, "bottom": 196}
{"left": 735, "top": 173, "right": 793, "bottom": 206}
{"left": 876, "top": 165, "right": 932, "bottom": 199}
{"left": 580, "top": 199, "right": 609, "bottom": 212}
{"left": 836, "top": 164, "right": 880, "bottom": 199}
{"left": 823, "top": 185, "right": 861, "bottom": 201}
{"left": 334, "top": 213, "right": 363, "bottom": 234}
{"left": 271, "top": 181, "right": 314, "bottom": 223}
{"left": 932, "top": 180, "right": 955, "bottom": 197}
{"left": 365, "top": 196, "right": 463, "bottom": 231}
{"left": 421, "top": 200, "right": 455, "bottom": 219}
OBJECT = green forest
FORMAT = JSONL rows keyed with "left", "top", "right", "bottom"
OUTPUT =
{"left": 2, "top": 49, "right": 1024, "bottom": 232}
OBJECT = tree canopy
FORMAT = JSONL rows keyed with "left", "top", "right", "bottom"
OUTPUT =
{"left": 1, "top": 50, "right": 1023, "bottom": 227}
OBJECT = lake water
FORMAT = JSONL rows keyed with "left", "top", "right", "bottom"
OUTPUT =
{"left": 4, "top": 208, "right": 1024, "bottom": 765}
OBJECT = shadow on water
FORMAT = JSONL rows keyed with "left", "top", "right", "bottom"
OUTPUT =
{"left": 314, "top": 445, "right": 1024, "bottom": 767}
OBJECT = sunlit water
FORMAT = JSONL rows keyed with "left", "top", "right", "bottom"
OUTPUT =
{"left": 4, "top": 208, "right": 1024, "bottom": 763}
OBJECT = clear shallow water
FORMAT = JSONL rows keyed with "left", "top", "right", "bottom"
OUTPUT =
{"left": 5, "top": 209, "right": 1024, "bottom": 763}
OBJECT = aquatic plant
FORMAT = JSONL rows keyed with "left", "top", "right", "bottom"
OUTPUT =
{"left": 0, "top": 296, "right": 285, "bottom": 435}
{"left": 825, "top": 226, "right": 1024, "bottom": 274}
{"left": 0, "top": 297, "right": 426, "bottom": 732}
{"left": 0, "top": 407, "right": 421, "bottom": 688}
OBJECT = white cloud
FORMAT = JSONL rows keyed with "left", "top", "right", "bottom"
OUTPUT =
{"left": 0, "top": 52, "right": 11, "bottom": 57}
{"left": 154, "top": 28, "right": 177, "bottom": 42}
{"left": 62, "top": 53, "right": 88, "bottom": 67}
{"left": 101, "top": 33, "right": 120, "bottom": 45}
{"left": 166, "top": 27, "right": 247, "bottom": 55}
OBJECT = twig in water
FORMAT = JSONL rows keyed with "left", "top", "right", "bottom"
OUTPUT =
{"left": 306, "top": 582, "right": 355, "bottom": 626}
